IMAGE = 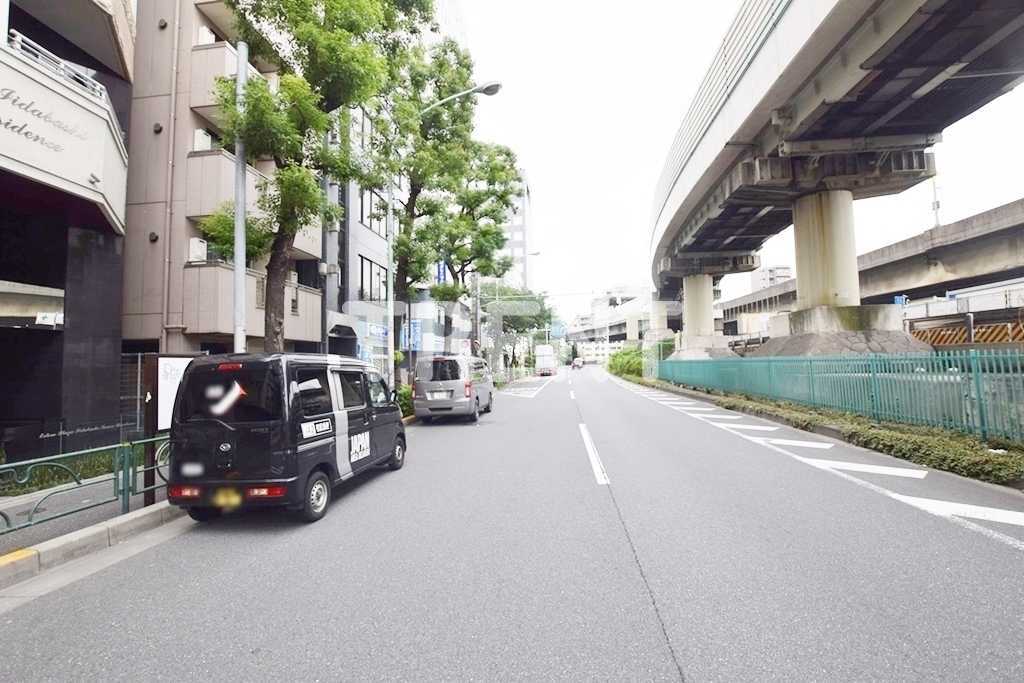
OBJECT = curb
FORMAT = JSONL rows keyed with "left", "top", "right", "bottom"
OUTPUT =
{"left": 402, "top": 415, "right": 417, "bottom": 426}
{"left": 0, "top": 501, "right": 184, "bottom": 591}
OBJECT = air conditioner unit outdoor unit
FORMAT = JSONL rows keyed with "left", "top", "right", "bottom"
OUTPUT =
{"left": 288, "top": 271, "right": 299, "bottom": 283}
{"left": 188, "top": 237, "right": 208, "bottom": 263}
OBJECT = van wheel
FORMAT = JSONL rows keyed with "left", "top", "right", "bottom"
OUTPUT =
{"left": 187, "top": 507, "right": 221, "bottom": 522}
{"left": 387, "top": 439, "right": 405, "bottom": 470}
{"left": 301, "top": 471, "right": 331, "bottom": 523}
{"left": 484, "top": 394, "right": 494, "bottom": 413}
{"left": 470, "top": 399, "right": 480, "bottom": 423}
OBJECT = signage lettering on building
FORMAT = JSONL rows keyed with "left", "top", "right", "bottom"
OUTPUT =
{"left": 0, "top": 87, "right": 90, "bottom": 152}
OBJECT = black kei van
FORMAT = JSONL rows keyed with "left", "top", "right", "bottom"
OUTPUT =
{"left": 168, "top": 353, "right": 405, "bottom": 523}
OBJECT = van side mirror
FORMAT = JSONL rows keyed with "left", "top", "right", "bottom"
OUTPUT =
{"left": 390, "top": 389, "right": 398, "bottom": 402}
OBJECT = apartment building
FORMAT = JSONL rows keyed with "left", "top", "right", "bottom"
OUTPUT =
{"left": 0, "top": 0, "right": 134, "bottom": 458}
{"left": 122, "top": 0, "right": 323, "bottom": 355}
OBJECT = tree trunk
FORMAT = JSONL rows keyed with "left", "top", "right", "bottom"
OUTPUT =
{"left": 443, "top": 307, "right": 454, "bottom": 353}
{"left": 391, "top": 184, "right": 423, "bottom": 386}
{"left": 263, "top": 230, "right": 296, "bottom": 352}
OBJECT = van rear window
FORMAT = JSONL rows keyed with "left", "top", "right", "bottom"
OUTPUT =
{"left": 180, "top": 365, "right": 283, "bottom": 423}
{"left": 416, "top": 359, "right": 461, "bottom": 381}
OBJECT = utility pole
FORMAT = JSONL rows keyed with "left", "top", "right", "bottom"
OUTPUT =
{"left": 233, "top": 42, "right": 248, "bottom": 353}
{"left": 386, "top": 182, "right": 396, "bottom": 384}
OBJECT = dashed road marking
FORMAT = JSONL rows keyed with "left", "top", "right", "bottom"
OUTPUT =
{"left": 578, "top": 424, "right": 610, "bottom": 486}
{"left": 675, "top": 406, "right": 716, "bottom": 412}
{"left": 609, "top": 377, "right": 1024, "bottom": 553}
{"left": 724, "top": 424, "right": 778, "bottom": 431}
{"left": 801, "top": 458, "right": 926, "bottom": 478}
{"left": 893, "top": 495, "right": 1024, "bottom": 527}
{"left": 570, "top": 390, "right": 576, "bottom": 400}
{"left": 701, "top": 414, "right": 744, "bottom": 420}
{"left": 762, "top": 438, "right": 833, "bottom": 449}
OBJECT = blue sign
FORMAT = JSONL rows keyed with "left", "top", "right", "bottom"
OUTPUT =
{"left": 551, "top": 321, "right": 567, "bottom": 339}
{"left": 368, "top": 323, "right": 388, "bottom": 341}
{"left": 435, "top": 262, "right": 446, "bottom": 284}
{"left": 893, "top": 295, "right": 909, "bottom": 306}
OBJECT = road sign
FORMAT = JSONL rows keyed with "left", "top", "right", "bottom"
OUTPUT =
{"left": 551, "top": 321, "right": 567, "bottom": 339}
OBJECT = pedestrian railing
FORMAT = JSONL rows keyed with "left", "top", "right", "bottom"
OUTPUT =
{"left": 0, "top": 436, "right": 170, "bottom": 536}
{"left": 658, "top": 349, "right": 1024, "bottom": 443}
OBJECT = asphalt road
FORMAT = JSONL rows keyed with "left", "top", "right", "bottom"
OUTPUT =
{"left": 3, "top": 366, "right": 1024, "bottom": 680}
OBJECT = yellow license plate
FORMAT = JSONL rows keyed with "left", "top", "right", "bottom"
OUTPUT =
{"left": 212, "top": 487, "right": 242, "bottom": 510}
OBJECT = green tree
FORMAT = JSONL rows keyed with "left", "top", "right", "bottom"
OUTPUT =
{"left": 206, "top": 0, "right": 431, "bottom": 351}
{"left": 425, "top": 142, "right": 522, "bottom": 349}
{"left": 365, "top": 38, "right": 477, "bottom": 378}
{"left": 481, "top": 284, "right": 552, "bottom": 368}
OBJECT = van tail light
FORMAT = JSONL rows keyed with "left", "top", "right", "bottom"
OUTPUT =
{"left": 217, "top": 362, "right": 243, "bottom": 372}
{"left": 169, "top": 485, "right": 201, "bottom": 499}
{"left": 246, "top": 485, "right": 287, "bottom": 499}
{"left": 464, "top": 380, "right": 472, "bottom": 398}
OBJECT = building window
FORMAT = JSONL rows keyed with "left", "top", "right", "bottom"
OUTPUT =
{"left": 359, "top": 256, "right": 388, "bottom": 303}
{"left": 360, "top": 189, "right": 388, "bottom": 238}
{"left": 256, "top": 278, "right": 266, "bottom": 309}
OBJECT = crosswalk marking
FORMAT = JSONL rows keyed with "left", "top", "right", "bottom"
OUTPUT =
{"left": 801, "top": 458, "right": 926, "bottom": 478}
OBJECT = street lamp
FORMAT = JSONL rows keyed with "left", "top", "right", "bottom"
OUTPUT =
{"left": 386, "top": 81, "right": 503, "bottom": 384}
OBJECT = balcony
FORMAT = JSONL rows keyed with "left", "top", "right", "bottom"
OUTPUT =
{"left": 0, "top": 30, "right": 128, "bottom": 232}
{"left": 182, "top": 262, "right": 322, "bottom": 343}
{"left": 13, "top": 0, "right": 134, "bottom": 79}
{"left": 292, "top": 223, "right": 322, "bottom": 261}
{"left": 193, "top": 1, "right": 277, "bottom": 73}
{"left": 185, "top": 149, "right": 265, "bottom": 220}
{"left": 190, "top": 41, "right": 263, "bottom": 129}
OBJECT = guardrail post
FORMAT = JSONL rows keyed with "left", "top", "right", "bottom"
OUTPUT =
{"left": 969, "top": 350, "right": 989, "bottom": 440}
{"left": 119, "top": 444, "right": 132, "bottom": 514}
{"left": 807, "top": 359, "right": 815, "bottom": 405}
{"left": 868, "top": 355, "right": 881, "bottom": 421}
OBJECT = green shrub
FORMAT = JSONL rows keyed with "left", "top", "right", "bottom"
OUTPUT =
{"left": 608, "top": 348, "right": 644, "bottom": 377}
{"left": 397, "top": 384, "right": 413, "bottom": 417}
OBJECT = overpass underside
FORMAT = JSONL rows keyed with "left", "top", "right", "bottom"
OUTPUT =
{"left": 656, "top": 0, "right": 1024, "bottom": 356}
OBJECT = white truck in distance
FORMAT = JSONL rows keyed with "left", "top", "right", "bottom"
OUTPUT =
{"left": 535, "top": 345, "right": 557, "bottom": 377}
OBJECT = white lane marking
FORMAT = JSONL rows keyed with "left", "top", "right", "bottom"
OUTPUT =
{"left": 893, "top": 495, "right": 1024, "bottom": 527}
{"left": 724, "top": 424, "right": 778, "bottom": 431}
{"left": 657, "top": 400, "right": 695, "bottom": 405}
{"left": 570, "top": 390, "right": 576, "bottom": 400}
{"left": 578, "top": 424, "right": 610, "bottom": 485}
{"left": 762, "top": 438, "right": 834, "bottom": 449}
{"left": 701, "top": 414, "right": 744, "bottom": 420}
{"left": 801, "top": 458, "right": 927, "bottom": 478}
{"left": 676, "top": 406, "right": 716, "bottom": 412}
{"left": 612, "top": 378, "right": 1024, "bottom": 552}
{"left": 501, "top": 376, "right": 554, "bottom": 399}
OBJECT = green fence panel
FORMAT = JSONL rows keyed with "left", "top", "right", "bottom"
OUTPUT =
{"left": 658, "top": 350, "right": 1024, "bottom": 443}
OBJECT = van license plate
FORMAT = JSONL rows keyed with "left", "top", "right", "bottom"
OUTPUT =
{"left": 212, "top": 488, "right": 242, "bottom": 510}
{"left": 429, "top": 391, "right": 448, "bottom": 400}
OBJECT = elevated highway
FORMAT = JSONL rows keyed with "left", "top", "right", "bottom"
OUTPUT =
{"left": 651, "top": 0, "right": 1024, "bottom": 354}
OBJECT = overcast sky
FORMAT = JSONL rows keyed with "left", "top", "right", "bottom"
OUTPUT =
{"left": 455, "top": 1, "right": 1024, "bottom": 319}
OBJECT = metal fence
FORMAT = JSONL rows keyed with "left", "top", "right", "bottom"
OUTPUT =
{"left": 0, "top": 436, "right": 169, "bottom": 536}
{"left": 658, "top": 350, "right": 1024, "bottom": 442}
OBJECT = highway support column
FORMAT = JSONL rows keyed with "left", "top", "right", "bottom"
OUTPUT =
{"left": 793, "top": 190, "right": 860, "bottom": 309}
{"left": 683, "top": 274, "right": 715, "bottom": 337}
{"left": 754, "top": 189, "right": 930, "bottom": 356}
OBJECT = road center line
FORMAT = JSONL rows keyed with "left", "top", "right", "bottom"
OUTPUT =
{"left": 578, "top": 424, "right": 610, "bottom": 486}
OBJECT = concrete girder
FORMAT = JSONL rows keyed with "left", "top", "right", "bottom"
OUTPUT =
{"left": 657, "top": 253, "right": 761, "bottom": 279}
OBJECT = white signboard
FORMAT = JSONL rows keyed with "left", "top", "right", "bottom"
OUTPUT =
{"left": 158, "top": 357, "right": 194, "bottom": 431}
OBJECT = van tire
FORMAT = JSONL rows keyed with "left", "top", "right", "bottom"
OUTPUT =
{"left": 301, "top": 471, "right": 331, "bottom": 523}
{"left": 387, "top": 439, "right": 405, "bottom": 470}
{"left": 470, "top": 399, "right": 480, "bottom": 423}
{"left": 187, "top": 507, "right": 221, "bottom": 522}
{"left": 484, "top": 394, "right": 494, "bottom": 413}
